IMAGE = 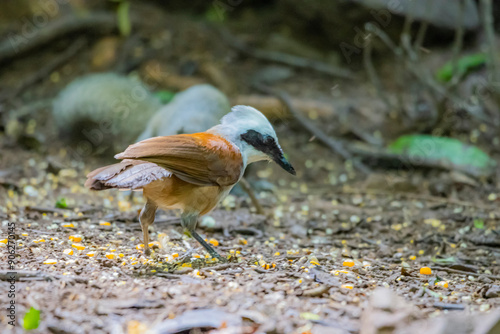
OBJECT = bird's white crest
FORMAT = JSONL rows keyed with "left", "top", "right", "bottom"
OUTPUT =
{"left": 208, "top": 105, "right": 279, "bottom": 165}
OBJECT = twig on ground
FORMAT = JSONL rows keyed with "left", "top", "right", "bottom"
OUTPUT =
{"left": 25, "top": 206, "right": 64, "bottom": 214}
{"left": 232, "top": 94, "right": 335, "bottom": 119}
{"left": 256, "top": 85, "right": 371, "bottom": 175}
{"left": 400, "top": 3, "right": 417, "bottom": 62}
{"left": 413, "top": 21, "right": 429, "bottom": 55}
{"left": 433, "top": 302, "right": 465, "bottom": 310}
{"left": 0, "top": 270, "right": 52, "bottom": 281}
{"left": 366, "top": 22, "right": 491, "bottom": 124}
{"left": 0, "top": 12, "right": 118, "bottom": 64}
{"left": 431, "top": 266, "right": 500, "bottom": 281}
{"left": 154, "top": 272, "right": 183, "bottom": 279}
{"left": 218, "top": 28, "right": 354, "bottom": 79}
{"left": 231, "top": 227, "right": 264, "bottom": 238}
{"left": 0, "top": 270, "right": 88, "bottom": 284}
{"left": 337, "top": 187, "right": 500, "bottom": 213}
{"left": 200, "top": 263, "right": 241, "bottom": 276}
{"left": 480, "top": 0, "right": 500, "bottom": 86}
{"left": 449, "top": 0, "right": 466, "bottom": 87}
{"left": 238, "top": 178, "right": 265, "bottom": 215}
{"left": 302, "top": 285, "right": 331, "bottom": 297}
{"left": 362, "top": 30, "right": 392, "bottom": 112}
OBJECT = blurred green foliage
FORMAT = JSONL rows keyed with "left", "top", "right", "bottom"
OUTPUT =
{"left": 388, "top": 135, "right": 496, "bottom": 177}
{"left": 436, "top": 53, "right": 486, "bottom": 82}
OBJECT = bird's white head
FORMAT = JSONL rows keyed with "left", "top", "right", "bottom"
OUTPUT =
{"left": 208, "top": 105, "right": 295, "bottom": 175}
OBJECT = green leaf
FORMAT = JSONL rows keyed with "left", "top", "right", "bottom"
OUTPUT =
{"left": 23, "top": 307, "right": 40, "bottom": 330}
{"left": 431, "top": 256, "right": 456, "bottom": 264}
{"left": 388, "top": 135, "right": 496, "bottom": 177}
{"left": 117, "top": 1, "right": 131, "bottom": 37}
{"left": 205, "top": 4, "right": 227, "bottom": 23}
{"left": 474, "top": 219, "right": 485, "bottom": 229}
{"left": 436, "top": 53, "right": 487, "bottom": 82}
{"left": 154, "top": 90, "right": 176, "bottom": 104}
{"left": 55, "top": 197, "right": 67, "bottom": 209}
{"left": 423, "top": 287, "right": 441, "bottom": 298}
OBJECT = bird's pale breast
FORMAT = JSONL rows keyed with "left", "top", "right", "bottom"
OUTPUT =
{"left": 143, "top": 174, "right": 231, "bottom": 215}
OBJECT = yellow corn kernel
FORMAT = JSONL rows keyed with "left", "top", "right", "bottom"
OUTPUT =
{"left": 43, "top": 259, "right": 57, "bottom": 265}
{"left": 69, "top": 235, "right": 82, "bottom": 242}
{"left": 172, "top": 253, "right": 179, "bottom": 258}
{"left": 310, "top": 260, "right": 320, "bottom": 266}
{"left": 193, "top": 254, "right": 201, "bottom": 258}
{"left": 409, "top": 255, "right": 416, "bottom": 260}
{"left": 0, "top": 239, "right": 8, "bottom": 244}
{"left": 63, "top": 249, "right": 74, "bottom": 255}
{"left": 86, "top": 252, "right": 96, "bottom": 257}
{"left": 148, "top": 241, "right": 160, "bottom": 247}
{"left": 21, "top": 233, "right": 28, "bottom": 237}
{"left": 99, "top": 221, "right": 111, "bottom": 226}
{"left": 72, "top": 243, "right": 85, "bottom": 251}
{"left": 62, "top": 223, "right": 75, "bottom": 228}
{"left": 341, "top": 284, "right": 354, "bottom": 289}
{"left": 239, "top": 238, "right": 248, "bottom": 245}
{"left": 109, "top": 248, "right": 116, "bottom": 252}
{"left": 274, "top": 252, "right": 280, "bottom": 256}
{"left": 331, "top": 270, "right": 350, "bottom": 275}
{"left": 420, "top": 267, "right": 432, "bottom": 275}
{"left": 435, "top": 281, "right": 449, "bottom": 288}
{"left": 105, "top": 253, "right": 115, "bottom": 259}
{"left": 136, "top": 244, "right": 144, "bottom": 250}
{"left": 119, "top": 253, "right": 124, "bottom": 258}
{"left": 209, "top": 238, "right": 219, "bottom": 247}
{"left": 343, "top": 259, "right": 355, "bottom": 267}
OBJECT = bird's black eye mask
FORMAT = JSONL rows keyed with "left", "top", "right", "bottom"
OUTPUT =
{"left": 241, "top": 130, "right": 296, "bottom": 175}
{"left": 240, "top": 130, "right": 279, "bottom": 156}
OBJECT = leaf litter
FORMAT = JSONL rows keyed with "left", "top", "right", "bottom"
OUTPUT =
{"left": 1, "top": 144, "right": 500, "bottom": 334}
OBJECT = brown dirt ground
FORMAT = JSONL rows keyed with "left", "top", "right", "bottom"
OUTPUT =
{"left": 1, "top": 3, "right": 500, "bottom": 333}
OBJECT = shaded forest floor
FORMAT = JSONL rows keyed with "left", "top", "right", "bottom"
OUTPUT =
{"left": 1, "top": 2, "right": 500, "bottom": 333}
{"left": 1, "top": 140, "right": 500, "bottom": 333}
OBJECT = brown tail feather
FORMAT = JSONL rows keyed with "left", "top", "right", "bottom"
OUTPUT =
{"left": 85, "top": 160, "right": 172, "bottom": 190}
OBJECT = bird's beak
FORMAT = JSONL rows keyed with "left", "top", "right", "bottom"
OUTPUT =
{"left": 273, "top": 152, "right": 296, "bottom": 175}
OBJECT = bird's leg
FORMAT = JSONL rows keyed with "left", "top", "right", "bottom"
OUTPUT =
{"left": 181, "top": 213, "right": 223, "bottom": 261}
{"left": 139, "top": 199, "right": 157, "bottom": 256}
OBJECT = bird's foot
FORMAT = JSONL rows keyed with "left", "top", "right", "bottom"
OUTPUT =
{"left": 210, "top": 252, "right": 226, "bottom": 263}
